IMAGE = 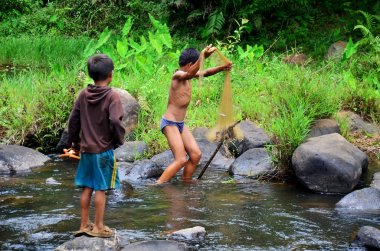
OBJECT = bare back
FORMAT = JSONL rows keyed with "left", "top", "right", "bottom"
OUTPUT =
{"left": 164, "top": 72, "right": 192, "bottom": 121}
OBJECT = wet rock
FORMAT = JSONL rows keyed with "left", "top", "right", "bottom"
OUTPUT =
{"left": 56, "top": 87, "right": 140, "bottom": 151}
{"left": 112, "top": 88, "right": 140, "bottom": 138}
{"left": 0, "top": 145, "right": 50, "bottom": 174}
{"left": 151, "top": 150, "right": 174, "bottom": 169}
{"left": 336, "top": 187, "right": 380, "bottom": 210}
{"left": 192, "top": 127, "right": 209, "bottom": 142}
{"left": 325, "top": 41, "right": 347, "bottom": 60}
{"left": 307, "top": 119, "right": 340, "bottom": 138}
{"left": 46, "top": 177, "right": 61, "bottom": 185}
{"left": 124, "top": 159, "right": 163, "bottom": 181}
{"left": 371, "top": 172, "right": 380, "bottom": 191}
{"left": 338, "top": 111, "right": 380, "bottom": 135}
{"left": 292, "top": 133, "right": 368, "bottom": 193}
{"left": 55, "top": 234, "right": 121, "bottom": 251}
{"left": 229, "top": 148, "right": 274, "bottom": 178}
{"left": 171, "top": 226, "right": 207, "bottom": 240}
{"left": 118, "top": 162, "right": 135, "bottom": 181}
{"left": 197, "top": 140, "right": 234, "bottom": 170}
{"left": 115, "top": 141, "right": 148, "bottom": 162}
{"left": 227, "top": 120, "right": 271, "bottom": 157}
{"left": 122, "top": 240, "right": 189, "bottom": 251}
{"left": 120, "top": 181, "right": 134, "bottom": 197}
{"left": 356, "top": 226, "right": 380, "bottom": 249}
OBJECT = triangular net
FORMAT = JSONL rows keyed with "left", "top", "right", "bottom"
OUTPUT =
{"left": 206, "top": 48, "right": 243, "bottom": 142}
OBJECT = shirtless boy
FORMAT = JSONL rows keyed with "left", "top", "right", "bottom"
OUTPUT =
{"left": 157, "top": 45, "right": 232, "bottom": 184}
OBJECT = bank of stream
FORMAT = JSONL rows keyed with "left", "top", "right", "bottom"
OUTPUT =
{"left": 0, "top": 157, "right": 379, "bottom": 250}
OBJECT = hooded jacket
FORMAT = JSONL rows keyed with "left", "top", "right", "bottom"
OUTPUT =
{"left": 67, "top": 84, "right": 125, "bottom": 153}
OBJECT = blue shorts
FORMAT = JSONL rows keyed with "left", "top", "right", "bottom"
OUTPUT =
{"left": 160, "top": 117, "right": 185, "bottom": 133}
{"left": 74, "top": 149, "right": 120, "bottom": 191}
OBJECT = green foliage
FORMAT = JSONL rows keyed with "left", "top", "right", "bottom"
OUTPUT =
{"left": 341, "top": 38, "right": 358, "bottom": 64}
{"left": 341, "top": 11, "right": 380, "bottom": 123}
{"left": 354, "top": 11, "right": 380, "bottom": 52}
{"left": 202, "top": 10, "right": 225, "bottom": 39}
{"left": 217, "top": 18, "right": 249, "bottom": 52}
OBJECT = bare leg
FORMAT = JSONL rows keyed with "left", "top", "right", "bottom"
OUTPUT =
{"left": 92, "top": 190, "right": 106, "bottom": 232}
{"left": 79, "top": 187, "right": 93, "bottom": 230}
{"left": 181, "top": 126, "right": 202, "bottom": 181}
{"left": 157, "top": 126, "right": 188, "bottom": 184}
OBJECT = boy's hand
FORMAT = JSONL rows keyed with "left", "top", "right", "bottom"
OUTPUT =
{"left": 223, "top": 62, "right": 232, "bottom": 71}
{"left": 203, "top": 44, "right": 216, "bottom": 58}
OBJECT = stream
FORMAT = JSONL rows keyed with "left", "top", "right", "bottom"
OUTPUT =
{"left": 0, "top": 157, "right": 379, "bottom": 250}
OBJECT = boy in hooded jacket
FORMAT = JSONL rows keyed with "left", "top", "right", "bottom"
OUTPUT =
{"left": 67, "top": 54, "right": 125, "bottom": 238}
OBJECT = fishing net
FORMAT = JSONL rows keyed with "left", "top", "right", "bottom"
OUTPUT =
{"left": 205, "top": 48, "right": 244, "bottom": 142}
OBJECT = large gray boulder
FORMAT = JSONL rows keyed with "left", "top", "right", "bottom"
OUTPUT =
{"left": 0, "top": 145, "right": 50, "bottom": 174}
{"left": 292, "top": 133, "right": 368, "bottom": 193}
{"left": 113, "top": 88, "right": 140, "bottom": 137}
{"left": 55, "top": 235, "right": 121, "bottom": 251}
{"left": 197, "top": 140, "right": 234, "bottom": 170}
{"left": 226, "top": 120, "right": 271, "bottom": 157}
{"left": 151, "top": 150, "right": 174, "bottom": 169}
{"left": 356, "top": 226, "right": 380, "bottom": 249}
{"left": 124, "top": 159, "right": 163, "bottom": 182}
{"left": 307, "top": 119, "right": 340, "bottom": 138}
{"left": 336, "top": 187, "right": 380, "bottom": 210}
{"left": 338, "top": 111, "right": 380, "bottom": 135}
{"left": 114, "top": 141, "right": 148, "bottom": 162}
{"left": 56, "top": 87, "right": 140, "bottom": 151}
{"left": 229, "top": 148, "right": 274, "bottom": 178}
{"left": 122, "top": 240, "right": 189, "bottom": 251}
{"left": 117, "top": 162, "right": 135, "bottom": 181}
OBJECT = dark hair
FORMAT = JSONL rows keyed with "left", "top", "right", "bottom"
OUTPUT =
{"left": 179, "top": 48, "right": 200, "bottom": 66}
{"left": 87, "top": 54, "right": 114, "bottom": 81}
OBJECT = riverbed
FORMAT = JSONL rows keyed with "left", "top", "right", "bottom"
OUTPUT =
{"left": 1, "top": 157, "right": 379, "bottom": 250}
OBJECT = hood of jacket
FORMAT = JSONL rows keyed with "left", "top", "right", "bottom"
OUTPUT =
{"left": 85, "top": 84, "right": 112, "bottom": 105}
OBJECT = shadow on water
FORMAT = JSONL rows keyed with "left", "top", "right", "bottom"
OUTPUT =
{"left": 0, "top": 157, "right": 379, "bottom": 250}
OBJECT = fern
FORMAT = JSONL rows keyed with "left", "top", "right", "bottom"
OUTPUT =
{"left": 202, "top": 10, "right": 225, "bottom": 39}
{"left": 354, "top": 11, "right": 380, "bottom": 52}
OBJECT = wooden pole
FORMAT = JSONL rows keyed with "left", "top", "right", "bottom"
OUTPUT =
{"left": 197, "top": 120, "right": 240, "bottom": 180}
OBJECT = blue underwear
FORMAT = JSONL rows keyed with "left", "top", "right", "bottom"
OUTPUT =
{"left": 160, "top": 117, "right": 185, "bottom": 133}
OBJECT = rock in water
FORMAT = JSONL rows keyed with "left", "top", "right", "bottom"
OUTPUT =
{"left": 0, "top": 144, "right": 50, "bottom": 174}
{"left": 122, "top": 240, "right": 189, "bottom": 251}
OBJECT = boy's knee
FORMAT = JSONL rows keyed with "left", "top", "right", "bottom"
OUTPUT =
{"left": 190, "top": 150, "right": 202, "bottom": 163}
{"left": 175, "top": 156, "right": 188, "bottom": 166}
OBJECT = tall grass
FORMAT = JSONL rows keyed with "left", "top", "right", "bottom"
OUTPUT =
{"left": 0, "top": 36, "right": 89, "bottom": 70}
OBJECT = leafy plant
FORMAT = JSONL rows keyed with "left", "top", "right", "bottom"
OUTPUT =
{"left": 202, "top": 10, "right": 225, "bottom": 39}
{"left": 354, "top": 10, "right": 380, "bottom": 52}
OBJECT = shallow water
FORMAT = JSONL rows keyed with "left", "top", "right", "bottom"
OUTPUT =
{"left": 0, "top": 158, "right": 379, "bottom": 251}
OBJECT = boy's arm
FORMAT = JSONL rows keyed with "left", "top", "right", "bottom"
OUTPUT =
{"left": 196, "top": 62, "right": 232, "bottom": 78}
{"left": 173, "top": 45, "right": 216, "bottom": 81}
{"left": 67, "top": 97, "right": 81, "bottom": 150}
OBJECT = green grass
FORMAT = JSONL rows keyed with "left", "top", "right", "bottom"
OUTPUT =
{"left": 0, "top": 35, "right": 378, "bottom": 174}
{"left": 0, "top": 36, "right": 89, "bottom": 70}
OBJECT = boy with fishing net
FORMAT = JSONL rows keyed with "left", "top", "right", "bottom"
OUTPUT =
{"left": 66, "top": 54, "right": 125, "bottom": 238}
{"left": 157, "top": 45, "right": 232, "bottom": 184}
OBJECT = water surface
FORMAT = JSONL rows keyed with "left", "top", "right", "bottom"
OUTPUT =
{"left": 1, "top": 158, "right": 379, "bottom": 250}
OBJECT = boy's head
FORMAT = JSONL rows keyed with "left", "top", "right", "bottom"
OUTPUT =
{"left": 87, "top": 54, "right": 114, "bottom": 82}
{"left": 179, "top": 48, "right": 200, "bottom": 67}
